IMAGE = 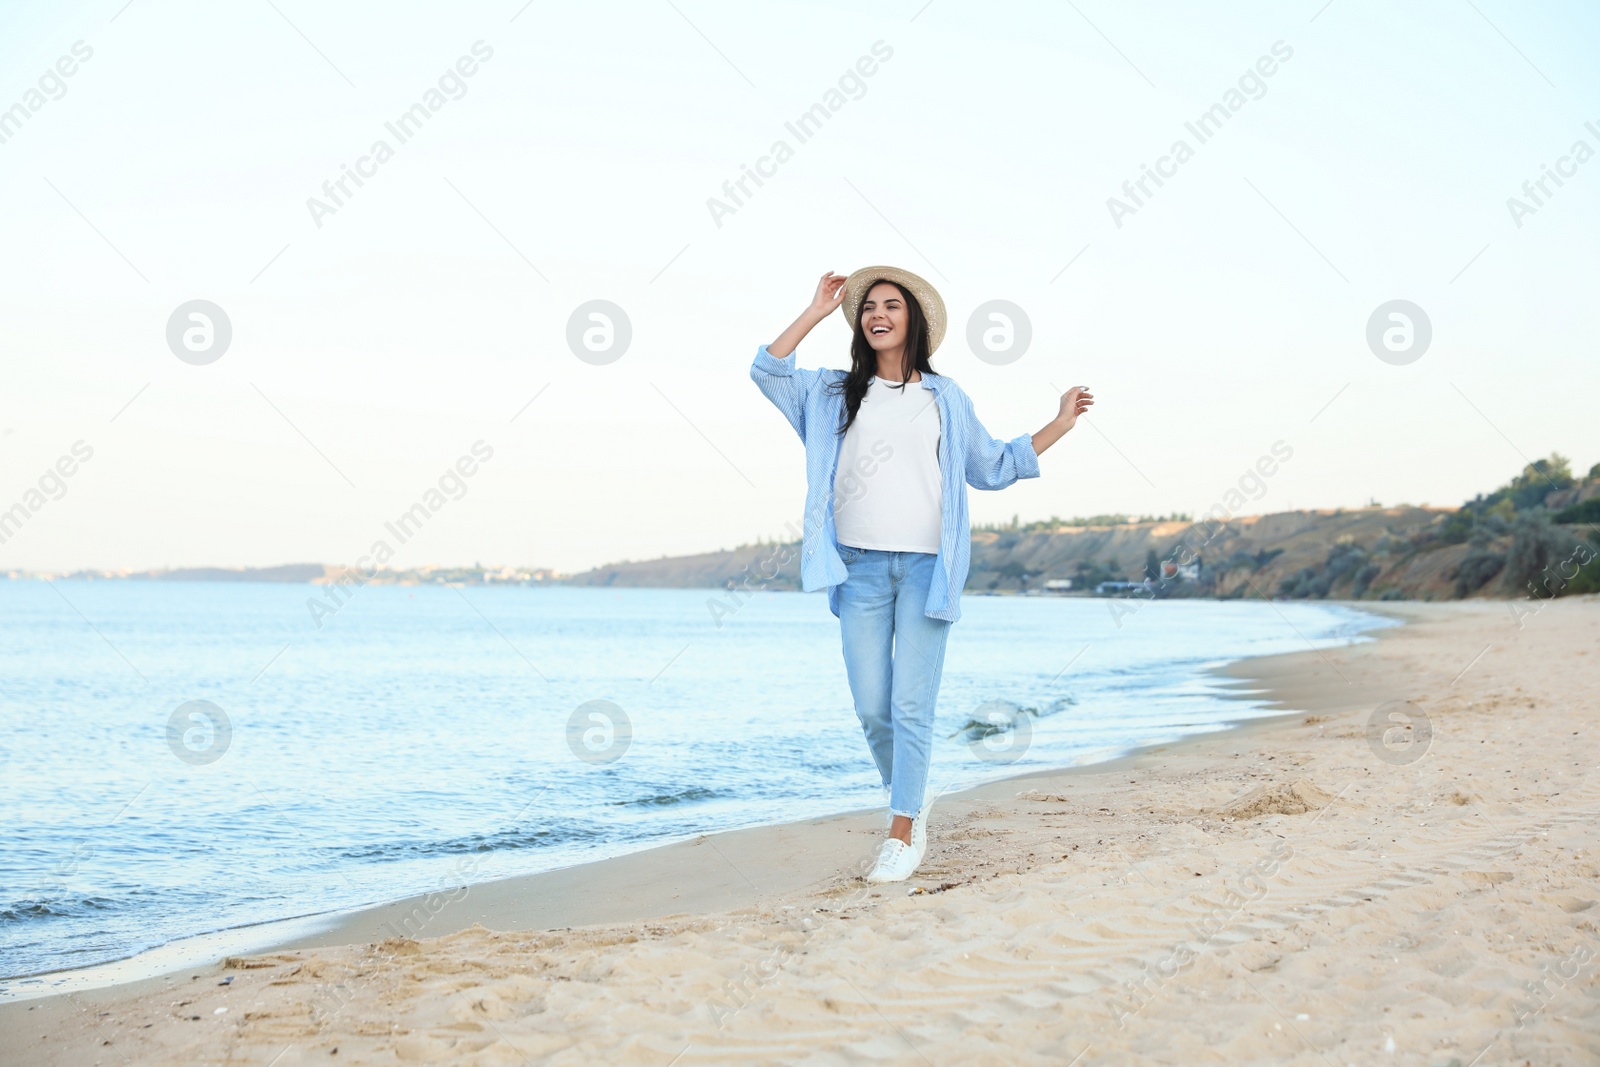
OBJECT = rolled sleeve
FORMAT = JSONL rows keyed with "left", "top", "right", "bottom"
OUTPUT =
{"left": 751, "top": 343, "right": 798, "bottom": 377}
{"left": 963, "top": 396, "right": 1042, "bottom": 491}
{"left": 750, "top": 344, "right": 814, "bottom": 442}
{"left": 1011, "top": 431, "right": 1041, "bottom": 480}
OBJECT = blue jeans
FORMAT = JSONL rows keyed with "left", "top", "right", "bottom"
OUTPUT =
{"left": 835, "top": 541, "right": 954, "bottom": 820}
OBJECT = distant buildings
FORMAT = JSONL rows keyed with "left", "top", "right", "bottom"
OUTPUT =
{"left": 4, "top": 564, "right": 566, "bottom": 585}
{"left": 1095, "top": 580, "right": 1148, "bottom": 595}
{"left": 1160, "top": 555, "right": 1202, "bottom": 582}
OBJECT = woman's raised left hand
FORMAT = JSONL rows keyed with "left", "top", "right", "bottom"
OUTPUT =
{"left": 1056, "top": 386, "right": 1094, "bottom": 431}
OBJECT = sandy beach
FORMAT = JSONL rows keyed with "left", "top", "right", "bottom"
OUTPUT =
{"left": 4, "top": 597, "right": 1598, "bottom": 1066}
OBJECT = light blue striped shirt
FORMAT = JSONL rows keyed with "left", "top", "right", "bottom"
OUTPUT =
{"left": 749, "top": 343, "right": 1041, "bottom": 623}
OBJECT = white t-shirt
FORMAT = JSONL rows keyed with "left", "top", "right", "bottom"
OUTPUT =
{"left": 832, "top": 375, "right": 943, "bottom": 554}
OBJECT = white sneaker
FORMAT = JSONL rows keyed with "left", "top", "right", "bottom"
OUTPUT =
{"left": 864, "top": 838, "right": 920, "bottom": 883}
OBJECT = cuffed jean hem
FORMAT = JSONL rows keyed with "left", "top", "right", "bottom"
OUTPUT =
{"left": 888, "top": 781, "right": 936, "bottom": 820}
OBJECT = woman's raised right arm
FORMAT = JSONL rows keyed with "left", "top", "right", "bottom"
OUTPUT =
{"left": 750, "top": 272, "right": 848, "bottom": 441}
{"left": 768, "top": 271, "right": 846, "bottom": 356}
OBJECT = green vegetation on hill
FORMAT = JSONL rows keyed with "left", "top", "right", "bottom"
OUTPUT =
{"left": 1437, "top": 455, "right": 1582, "bottom": 544}
{"left": 964, "top": 455, "right": 1600, "bottom": 602}
{"left": 1556, "top": 497, "right": 1600, "bottom": 525}
{"left": 1262, "top": 455, "right": 1599, "bottom": 602}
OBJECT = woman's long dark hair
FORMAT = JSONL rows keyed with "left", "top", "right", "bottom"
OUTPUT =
{"left": 827, "top": 280, "right": 935, "bottom": 436}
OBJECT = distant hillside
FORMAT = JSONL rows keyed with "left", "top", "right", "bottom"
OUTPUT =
{"left": 560, "top": 508, "right": 1457, "bottom": 596}
{"left": 14, "top": 563, "right": 558, "bottom": 586}
{"left": 17, "top": 458, "right": 1596, "bottom": 604}
{"left": 566, "top": 455, "right": 1600, "bottom": 603}
{"left": 124, "top": 564, "right": 331, "bottom": 583}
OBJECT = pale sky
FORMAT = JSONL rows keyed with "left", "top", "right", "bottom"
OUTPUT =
{"left": 2, "top": 0, "right": 1596, "bottom": 573}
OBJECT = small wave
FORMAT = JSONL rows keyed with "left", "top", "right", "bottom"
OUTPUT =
{"left": 948, "top": 696, "right": 1075, "bottom": 741}
{"left": 614, "top": 785, "right": 719, "bottom": 808}
{"left": 0, "top": 896, "right": 122, "bottom": 923}
{"left": 338, "top": 823, "right": 605, "bottom": 861}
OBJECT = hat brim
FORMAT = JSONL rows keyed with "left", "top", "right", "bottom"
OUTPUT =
{"left": 842, "top": 266, "right": 947, "bottom": 355}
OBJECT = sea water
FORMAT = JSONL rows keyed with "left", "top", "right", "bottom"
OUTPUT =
{"left": 0, "top": 579, "right": 1394, "bottom": 980}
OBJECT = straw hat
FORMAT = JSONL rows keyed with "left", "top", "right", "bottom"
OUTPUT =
{"left": 842, "top": 265, "right": 947, "bottom": 354}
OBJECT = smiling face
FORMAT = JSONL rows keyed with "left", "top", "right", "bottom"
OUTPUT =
{"left": 858, "top": 281, "right": 910, "bottom": 357}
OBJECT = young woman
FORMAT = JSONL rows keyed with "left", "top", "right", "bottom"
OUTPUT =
{"left": 751, "top": 266, "right": 1093, "bottom": 883}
